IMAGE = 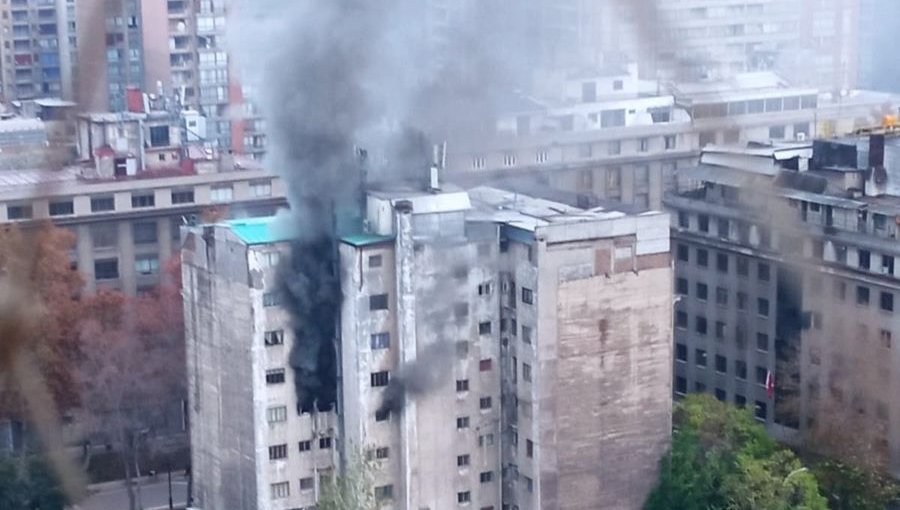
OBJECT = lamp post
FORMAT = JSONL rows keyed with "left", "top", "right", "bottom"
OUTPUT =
{"left": 167, "top": 461, "right": 173, "bottom": 509}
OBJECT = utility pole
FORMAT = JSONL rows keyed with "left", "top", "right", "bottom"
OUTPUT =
{"left": 167, "top": 462, "right": 173, "bottom": 509}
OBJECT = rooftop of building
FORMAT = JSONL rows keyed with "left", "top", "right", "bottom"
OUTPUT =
{"left": 226, "top": 216, "right": 296, "bottom": 245}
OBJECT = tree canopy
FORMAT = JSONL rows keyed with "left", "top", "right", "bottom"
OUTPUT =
{"left": 645, "top": 395, "right": 827, "bottom": 510}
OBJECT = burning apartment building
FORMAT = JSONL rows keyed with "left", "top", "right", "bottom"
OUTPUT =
{"left": 182, "top": 176, "right": 674, "bottom": 509}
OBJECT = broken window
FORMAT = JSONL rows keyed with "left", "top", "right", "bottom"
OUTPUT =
{"left": 264, "top": 330, "right": 284, "bottom": 346}
{"left": 369, "top": 293, "right": 388, "bottom": 310}
{"left": 370, "top": 371, "right": 389, "bottom": 387}
{"left": 521, "top": 287, "right": 534, "bottom": 304}
{"left": 265, "top": 369, "right": 285, "bottom": 385}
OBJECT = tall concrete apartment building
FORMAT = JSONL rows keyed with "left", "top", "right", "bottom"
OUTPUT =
{"left": 666, "top": 135, "right": 900, "bottom": 473}
{"left": 183, "top": 183, "right": 673, "bottom": 509}
{"left": 0, "top": 0, "right": 75, "bottom": 101}
{"left": 858, "top": 0, "right": 900, "bottom": 94}
{"left": 182, "top": 219, "right": 338, "bottom": 510}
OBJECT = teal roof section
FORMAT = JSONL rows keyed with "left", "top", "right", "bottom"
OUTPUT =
{"left": 226, "top": 217, "right": 295, "bottom": 246}
{"left": 341, "top": 233, "right": 394, "bottom": 247}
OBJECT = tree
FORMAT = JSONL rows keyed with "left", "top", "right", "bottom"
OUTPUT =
{"left": 77, "top": 259, "right": 185, "bottom": 510}
{"left": 810, "top": 460, "right": 899, "bottom": 510}
{"left": 318, "top": 453, "right": 378, "bottom": 510}
{"left": 0, "top": 454, "right": 67, "bottom": 510}
{"left": 645, "top": 395, "right": 827, "bottom": 510}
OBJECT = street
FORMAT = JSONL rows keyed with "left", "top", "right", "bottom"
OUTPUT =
{"left": 72, "top": 475, "right": 189, "bottom": 510}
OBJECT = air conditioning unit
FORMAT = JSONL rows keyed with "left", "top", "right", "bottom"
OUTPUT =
{"left": 796, "top": 132, "right": 807, "bottom": 141}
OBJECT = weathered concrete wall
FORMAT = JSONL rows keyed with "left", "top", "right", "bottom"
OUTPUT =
{"left": 536, "top": 229, "right": 673, "bottom": 510}
{"left": 182, "top": 227, "right": 259, "bottom": 510}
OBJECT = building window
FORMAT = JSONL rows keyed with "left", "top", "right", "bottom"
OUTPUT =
{"left": 697, "top": 249, "right": 708, "bottom": 267}
{"left": 521, "top": 287, "right": 535, "bottom": 304}
{"left": 131, "top": 193, "right": 155, "bottom": 208}
{"left": 149, "top": 125, "right": 170, "bottom": 147}
{"left": 737, "top": 292, "right": 748, "bottom": 311}
{"left": 369, "top": 255, "right": 382, "bottom": 268}
{"left": 478, "top": 433, "right": 495, "bottom": 447}
{"left": 522, "top": 325, "right": 533, "bottom": 344}
{"left": 857, "top": 286, "right": 870, "bottom": 306}
{"left": 715, "top": 355, "right": 727, "bottom": 374}
{"left": 375, "top": 408, "right": 390, "bottom": 422}
{"left": 171, "top": 190, "right": 194, "bottom": 204}
{"left": 676, "top": 343, "right": 687, "bottom": 362}
{"left": 675, "top": 376, "right": 687, "bottom": 395}
{"left": 298, "top": 440, "right": 311, "bottom": 452}
{"left": 696, "top": 282, "right": 708, "bottom": 301}
{"left": 133, "top": 222, "right": 158, "bottom": 244}
{"left": 675, "top": 311, "right": 688, "bottom": 329}
{"left": 676, "top": 278, "right": 688, "bottom": 295}
{"left": 479, "top": 397, "right": 492, "bottom": 410}
{"left": 480, "top": 471, "right": 493, "bottom": 483}
{"left": 526, "top": 439, "right": 534, "bottom": 458}
{"left": 7, "top": 204, "right": 33, "bottom": 220}
{"left": 881, "top": 292, "right": 894, "bottom": 312}
{"left": 525, "top": 476, "right": 534, "bottom": 493}
{"left": 251, "top": 180, "right": 272, "bottom": 197}
{"left": 458, "top": 491, "right": 471, "bottom": 504}
{"left": 210, "top": 185, "right": 233, "bottom": 202}
{"left": 755, "top": 401, "right": 767, "bottom": 420}
{"left": 735, "top": 360, "right": 747, "bottom": 380}
{"left": 269, "top": 444, "right": 287, "bottom": 460}
{"left": 134, "top": 255, "right": 160, "bottom": 275}
{"left": 48, "top": 200, "right": 74, "bottom": 216}
{"left": 717, "top": 218, "right": 729, "bottom": 238}
{"left": 267, "top": 406, "right": 287, "bottom": 423}
{"left": 698, "top": 215, "right": 709, "bottom": 233}
{"left": 715, "top": 287, "right": 728, "bottom": 306}
{"left": 262, "top": 330, "right": 284, "bottom": 346}
{"left": 768, "top": 126, "right": 785, "bottom": 139}
{"left": 678, "top": 211, "right": 689, "bottom": 228}
{"left": 319, "top": 437, "right": 333, "bottom": 449}
{"left": 881, "top": 330, "right": 892, "bottom": 349}
{"left": 608, "top": 140, "right": 621, "bottom": 155}
{"left": 375, "top": 485, "right": 393, "bottom": 501}
{"left": 457, "top": 416, "right": 470, "bottom": 429}
{"left": 737, "top": 257, "right": 749, "bottom": 277}
{"left": 91, "top": 224, "right": 117, "bottom": 249}
{"left": 859, "top": 250, "right": 871, "bottom": 270}
{"left": 715, "top": 321, "right": 726, "bottom": 339}
{"left": 265, "top": 369, "right": 285, "bottom": 384}
{"left": 882, "top": 256, "right": 894, "bottom": 275}
{"left": 299, "top": 477, "right": 314, "bottom": 491}
{"left": 715, "top": 388, "right": 727, "bottom": 401}
{"left": 639, "top": 138, "right": 650, "bottom": 152}
{"left": 370, "top": 371, "right": 390, "bottom": 387}
{"left": 535, "top": 149, "right": 549, "bottom": 164}
{"left": 369, "top": 294, "right": 388, "bottom": 310}
{"left": 94, "top": 258, "right": 119, "bottom": 280}
{"left": 370, "top": 332, "right": 390, "bottom": 350}
{"left": 503, "top": 153, "right": 517, "bottom": 167}
{"left": 523, "top": 363, "right": 532, "bottom": 382}
{"left": 478, "top": 321, "right": 492, "bottom": 335}
{"left": 270, "top": 482, "right": 289, "bottom": 499}
{"left": 263, "top": 292, "right": 281, "bottom": 307}
{"left": 695, "top": 349, "right": 707, "bottom": 368}
{"left": 758, "top": 263, "right": 770, "bottom": 282}
{"left": 665, "top": 135, "right": 677, "bottom": 150}
{"left": 677, "top": 244, "right": 689, "bottom": 262}
{"left": 757, "top": 298, "right": 770, "bottom": 317}
{"left": 716, "top": 253, "right": 729, "bottom": 273}
{"left": 456, "top": 379, "right": 469, "bottom": 392}
{"left": 756, "top": 333, "right": 769, "bottom": 352}
{"left": 696, "top": 316, "right": 708, "bottom": 335}
{"left": 472, "top": 156, "right": 486, "bottom": 170}
{"left": 756, "top": 366, "right": 768, "bottom": 386}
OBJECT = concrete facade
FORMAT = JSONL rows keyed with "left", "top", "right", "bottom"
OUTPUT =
{"left": 338, "top": 185, "right": 672, "bottom": 509}
{"left": 182, "top": 222, "right": 336, "bottom": 510}
{"left": 666, "top": 138, "right": 900, "bottom": 473}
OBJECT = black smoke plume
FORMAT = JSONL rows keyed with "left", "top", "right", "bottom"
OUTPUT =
{"left": 377, "top": 342, "right": 454, "bottom": 416}
{"left": 232, "top": 0, "right": 525, "bottom": 414}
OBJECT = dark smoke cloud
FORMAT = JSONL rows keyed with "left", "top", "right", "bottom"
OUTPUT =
{"left": 231, "top": 0, "right": 526, "bottom": 413}
{"left": 378, "top": 341, "right": 455, "bottom": 416}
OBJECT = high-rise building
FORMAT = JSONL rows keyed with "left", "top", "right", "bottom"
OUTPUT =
{"left": 858, "top": 0, "right": 900, "bottom": 93}
{"left": 0, "top": 0, "right": 74, "bottom": 101}
{"left": 183, "top": 182, "right": 674, "bottom": 509}
{"left": 666, "top": 134, "right": 900, "bottom": 474}
{"left": 75, "top": 0, "right": 146, "bottom": 112}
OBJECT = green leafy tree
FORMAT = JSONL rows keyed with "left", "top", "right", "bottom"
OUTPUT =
{"left": 0, "top": 455, "right": 66, "bottom": 510}
{"left": 318, "top": 452, "right": 378, "bottom": 510}
{"left": 810, "top": 460, "right": 899, "bottom": 510}
{"left": 645, "top": 395, "right": 827, "bottom": 510}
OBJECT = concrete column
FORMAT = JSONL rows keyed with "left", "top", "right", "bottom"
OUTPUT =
{"left": 393, "top": 200, "right": 417, "bottom": 509}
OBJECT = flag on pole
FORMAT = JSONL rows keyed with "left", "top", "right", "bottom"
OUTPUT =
{"left": 766, "top": 370, "right": 775, "bottom": 400}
